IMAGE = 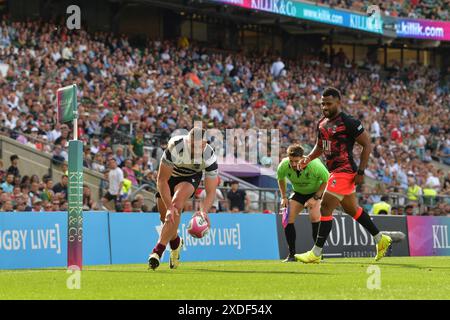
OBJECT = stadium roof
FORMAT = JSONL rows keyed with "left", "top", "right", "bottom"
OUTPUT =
{"left": 116, "top": 0, "right": 450, "bottom": 48}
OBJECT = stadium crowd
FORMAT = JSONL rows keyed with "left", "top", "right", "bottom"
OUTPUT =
{"left": 315, "top": 0, "right": 450, "bottom": 20}
{"left": 0, "top": 16, "right": 448, "bottom": 215}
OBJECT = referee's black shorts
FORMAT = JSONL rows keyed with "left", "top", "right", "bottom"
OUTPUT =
{"left": 155, "top": 172, "right": 203, "bottom": 199}
{"left": 289, "top": 192, "right": 316, "bottom": 206}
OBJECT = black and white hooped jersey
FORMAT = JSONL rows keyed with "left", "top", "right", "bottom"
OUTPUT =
{"left": 161, "top": 135, "right": 219, "bottom": 178}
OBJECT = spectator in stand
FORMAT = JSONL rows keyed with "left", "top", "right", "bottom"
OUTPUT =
{"left": 91, "top": 153, "right": 106, "bottom": 173}
{"left": 43, "top": 202, "right": 54, "bottom": 212}
{"left": 121, "top": 170, "right": 133, "bottom": 200}
{"left": 438, "top": 139, "right": 450, "bottom": 165}
{"left": 122, "top": 200, "right": 133, "bottom": 213}
{"left": 0, "top": 160, "right": 5, "bottom": 182}
{"left": 83, "top": 184, "right": 97, "bottom": 210}
{"left": 405, "top": 204, "right": 415, "bottom": 216}
{"left": 196, "top": 179, "right": 225, "bottom": 213}
{"left": 132, "top": 199, "right": 143, "bottom": 212}
{"left": 32, "top": 198, "right": 43, "bottom": 212}
{"left": 128, "top": 130, "right": 145, "bottom": 158}
{"left": 102, "top": 158, "right": 124, "bottom": 211}
{"left": 271, "top": 57, "right": 285, "bottom": 78}
{"left": 1, "top": 173, "right": 15, "bottom": 193}
{"left": 7, "top": 154, "right": 20, "bottom": 177}
{"left": 226, "top": 181, "right": 250, "bottom": 213}
{"left": 40, "top": 176, "right": 54, "bottom": 202}
{"left": 133, "top": 194, "right": 148, "bottom": 212}
{"left": 52, "top": 175, "right": 69, "bottom": 200}
{"left": 370, "top": 196, "right": 392, "bottom": 215}
{"left": 122, "top": 158, "right": 138, "bottom": 186}
{"left": 1, "top": 199, "right": 14, "bottom": 212}
{"left": 90, "top": 138, "right": 101, "bottom": 156}
{"left": 52, "top": 144, "right": 67, "bottom": 164}
{"left": 114, "top": 146, "right": 126, "bottom": 167}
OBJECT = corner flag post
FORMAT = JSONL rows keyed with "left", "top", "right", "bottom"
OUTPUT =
{"left": 57, "top": 84, "right": 83, "bottom": 270}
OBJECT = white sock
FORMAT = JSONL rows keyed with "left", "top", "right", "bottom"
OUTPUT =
{"left": 312, "top": 245, "right": 323, "bottom": 257}
{"left": 374, "top": 233, "right": 382, "bottom": 243}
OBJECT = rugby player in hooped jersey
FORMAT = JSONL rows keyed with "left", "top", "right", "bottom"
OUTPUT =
{"left": 148, "top": 127, "right": 219, "bottom": 270}
{"left": 295, "top": 87, "right": 392, "bottom": 263}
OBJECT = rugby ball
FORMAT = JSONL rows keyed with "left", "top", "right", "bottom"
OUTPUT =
{"left": 187, "top": 215, "right": 210, "bottom": 238}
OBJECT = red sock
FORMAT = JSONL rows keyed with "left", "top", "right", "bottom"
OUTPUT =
{"left": 170, "top": 236, "right": 180, "bottom": 250}
{"left": 152, "top": 243, "right": 166, "bottom": 257}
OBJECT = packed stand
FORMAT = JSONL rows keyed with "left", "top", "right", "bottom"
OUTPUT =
{"left": 0, "top": 17, "right": 448, "bottom": 214}
{"left": 0, "top": 154, "right": 96, "bottom": 211}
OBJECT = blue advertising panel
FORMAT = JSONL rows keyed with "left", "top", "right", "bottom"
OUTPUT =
{"left": 82, "top": 212, "right": 111, "bottom": 266}
{"left": 109, "top": 213, "right": 279, "bottom": 264}
{"left": 0, "top": 212, "right": 110, "bottom": 269}
{"left": 0, "top": 212, "right": 67, "bottom": 269}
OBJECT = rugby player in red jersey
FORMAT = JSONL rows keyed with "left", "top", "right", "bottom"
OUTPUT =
{"left": 295, "top": 87, "right": 392, "bottom": 263}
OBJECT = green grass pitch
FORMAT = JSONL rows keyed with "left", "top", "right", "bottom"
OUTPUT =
{"left": 1, "top": 257, "right": 449, "bottom": 299}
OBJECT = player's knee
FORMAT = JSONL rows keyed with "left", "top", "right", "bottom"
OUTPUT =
{"left": 288, "top": 215, "right": 296, "bottom": 224}
{"left": 309, "top": 210, "right": 321, "bottom": 222}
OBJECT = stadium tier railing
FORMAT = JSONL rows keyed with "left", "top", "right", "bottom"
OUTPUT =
{"left": 357, "top": 192, "right": 450, "bottom": 215}
{"left": 0, "top": 131, "right": 104, "bottom": 203}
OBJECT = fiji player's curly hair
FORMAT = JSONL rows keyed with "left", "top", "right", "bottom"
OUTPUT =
{"left": 322, "top": 87, "right": 342, "bottom": 100}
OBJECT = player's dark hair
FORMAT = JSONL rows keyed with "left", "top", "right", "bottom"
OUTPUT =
{"left": 322, "top": 87, "right": 342, "bottom": 100}
{"left": 287, "top": 144, "right": 304, "bottom": 157}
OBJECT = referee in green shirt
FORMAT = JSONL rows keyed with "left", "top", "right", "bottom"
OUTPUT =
{"left": 277, "top": 144, "right": 329, "bottom": 262}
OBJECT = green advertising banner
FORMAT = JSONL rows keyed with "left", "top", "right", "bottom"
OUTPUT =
{"left": 211, "top": 0, "right": 384, "bottom": 34}
{"left": 57, "top": 84, "right": 78, "bottom": 123}
{"left": 67, "top": 140, "right": 83, "bottom": 269}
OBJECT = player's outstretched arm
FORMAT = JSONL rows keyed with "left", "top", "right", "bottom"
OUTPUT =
{"left": 200, "top": 176, "right": 218, "bottom": 215}
{"left": 299, "top": 139, "right": 323, "bottom": 169}
{"left": 278, "top": 179, "right": 288, "bottom": 208}
{"left": 306, "top": 139, "right": 323, "bottom": 162}
{"left": 355, "top": 130, "right": 372, "bottom": 185}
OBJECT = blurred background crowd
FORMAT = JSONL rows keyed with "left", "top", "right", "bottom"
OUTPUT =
{"left": 0, "top": 14, "right": 448, "bottom": 215}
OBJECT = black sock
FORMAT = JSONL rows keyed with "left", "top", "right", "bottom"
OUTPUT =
{"left": 355, "top": 210, "right": 380, "bottom": 236}
{"left": 311, "top": 222, "right": 320, "bottom": 243}
{"left": 284, "top": 223, "right": 296, "bottom": 256}
{"left": 315, "top": 218, "right": 333, "bottom": 248}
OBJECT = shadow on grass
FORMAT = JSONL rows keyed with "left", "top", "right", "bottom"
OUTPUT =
{"left": 76, "top": 267, "right": 331, "bottom": 276}
{"left": 190, "top": 268, "right": 332, "bottom": 275}
{"left": 323, "top": 261, "right": 450, "bottom": 270}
